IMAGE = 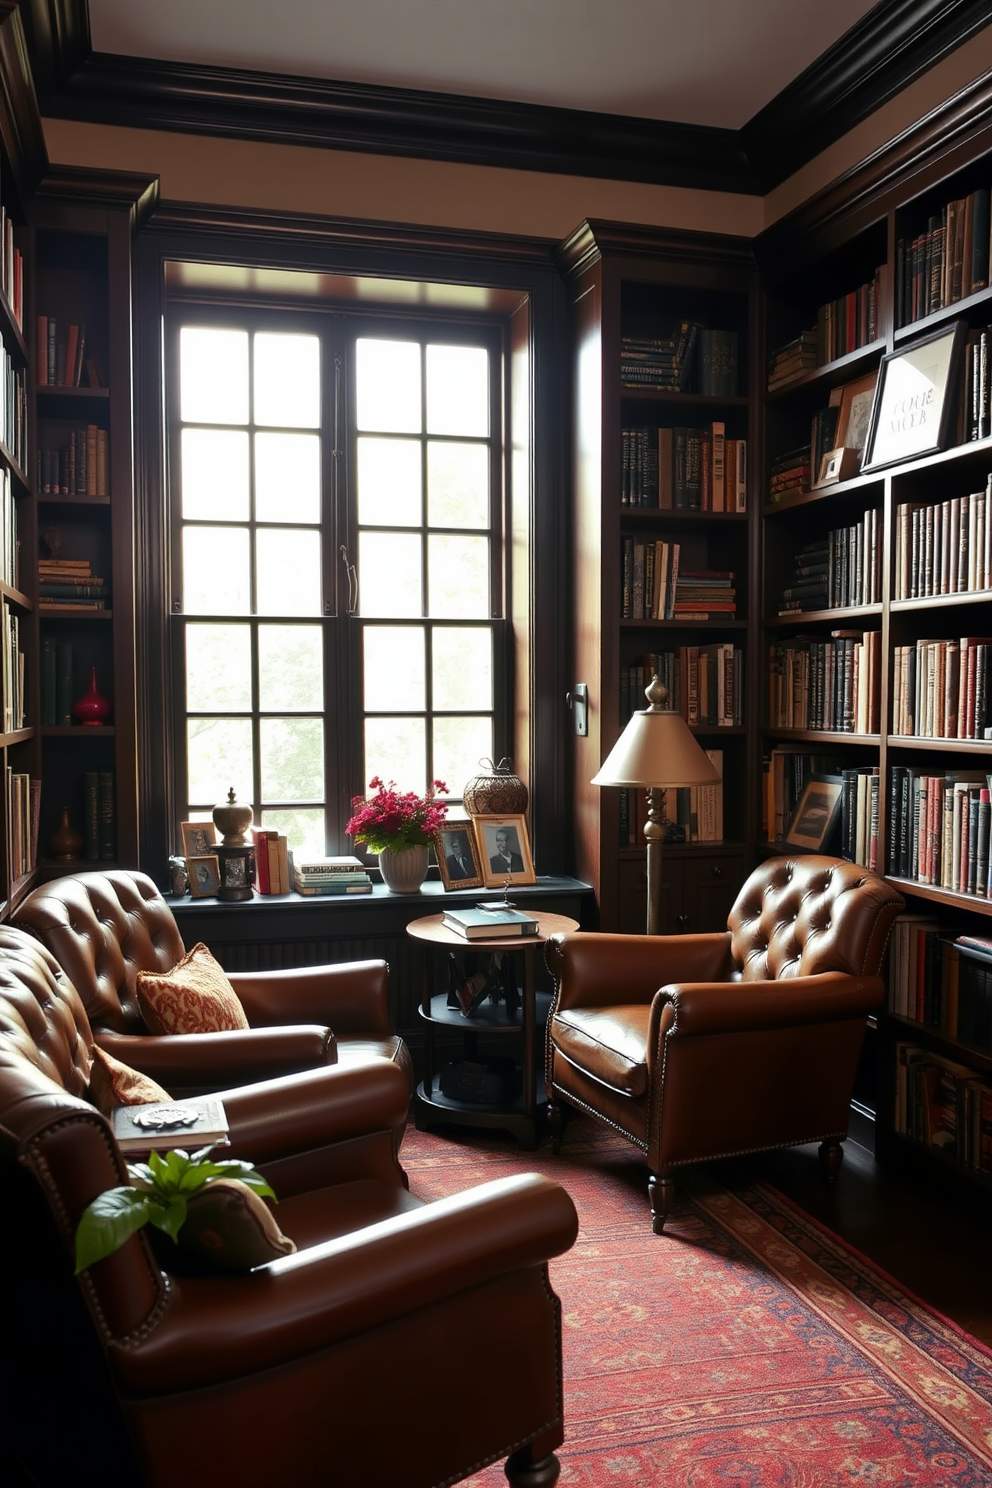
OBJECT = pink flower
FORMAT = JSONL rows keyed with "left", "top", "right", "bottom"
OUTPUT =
{"left": 346, "top": 779, "right": 449, "bottom": 854}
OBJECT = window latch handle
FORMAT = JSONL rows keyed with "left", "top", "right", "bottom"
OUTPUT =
{"left": 340, "top": 544, "right": 358, "bottom": 615}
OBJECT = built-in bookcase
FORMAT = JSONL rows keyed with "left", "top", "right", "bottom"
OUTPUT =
{"left": 758, "top": 111, "right": 992, "bottom": 1193}
{"left": 559, "top": 221, "right": 758, "bottom": 934}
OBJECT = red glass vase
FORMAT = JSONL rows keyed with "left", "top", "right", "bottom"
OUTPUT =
{"left": 72, "top": 667, "right": 111, "bottom": 726}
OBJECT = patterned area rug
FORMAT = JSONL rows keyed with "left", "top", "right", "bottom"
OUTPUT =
{"left": 400, "top": 1118, "right": 992, "bottom": 1486}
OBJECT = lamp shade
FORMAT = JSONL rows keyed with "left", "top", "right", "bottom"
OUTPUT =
{"left": 592, "top": 677, "right": 720, "bottom": 789}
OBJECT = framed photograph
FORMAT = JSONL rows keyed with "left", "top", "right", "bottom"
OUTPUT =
{"left": 835, "top": 371, "right": 879, "bottom": 463}
{"left": 812, "top": 446, "right": 860, "bottom": 489}
{"left": 784, "top": 774, "right": 844, "bottom": 853}
{"left": 186, "top": 854, "right": 221, "bottom": 898}
{"left": 862, "top": 320, "right": 967, "bottom": 472}
{"left": 472, "top": 814, "right": 537, "bottom": 888}
{"left": 181, "top": 820, "right": 217, "bottom": 858}
{"left": 434, "top": 821, "right": 483, "bottom": 891}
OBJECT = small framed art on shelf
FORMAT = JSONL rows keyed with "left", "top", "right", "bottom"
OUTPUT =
{"left": 434, "top": 822, "right": 484, "bottom": 891}
{"left": 784, "top": 775, "right": 843, "bottom": 853}
{"left": 472, "top": 814, "right": 537, "bottom": 888}
{"left": 186, "top": 854, "right": 221, "bottom": 898}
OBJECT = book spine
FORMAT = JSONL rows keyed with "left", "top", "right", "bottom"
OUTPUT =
{"left": 84, "top": 770, "right": 99, "bottom": 862}
{"left": 98, "top": 770, "right": 115, "bottom": 860}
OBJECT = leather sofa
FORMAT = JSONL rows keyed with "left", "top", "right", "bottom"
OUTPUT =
{"left": 14, "top": 868, "right": 413, "bottom": 1096}
{"left": 0, "top": 924, "right": 578, "bottom": 1488}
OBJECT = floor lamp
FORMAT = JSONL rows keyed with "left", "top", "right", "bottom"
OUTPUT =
{"left": 592, "top": 674, "right": 720, "bottom": 935}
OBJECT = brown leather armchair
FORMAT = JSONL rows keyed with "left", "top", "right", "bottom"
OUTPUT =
{"left": 546, "top": 856, "right": 904, "bottom": 1233}
{"left": 15, "top": 868, "right": 413, "bottom": 1096}
{"left": 0, "top": 925, "right": 578, "bottom": 1488}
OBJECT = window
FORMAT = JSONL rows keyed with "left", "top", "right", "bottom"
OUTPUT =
{"left": 169, "top": 307, "right": 507, "bottom": 858}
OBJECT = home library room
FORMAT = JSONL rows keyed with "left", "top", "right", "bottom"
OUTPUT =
{"left": 757, "top": 99, "right": 992, "bottom": 1199}
{"left": 560, "top": 221, "right": 758, "bottom": 936}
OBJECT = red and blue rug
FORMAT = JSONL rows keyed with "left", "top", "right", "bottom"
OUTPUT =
{"left": 400, "top": 1119, "right": 992, "bottom": 1485}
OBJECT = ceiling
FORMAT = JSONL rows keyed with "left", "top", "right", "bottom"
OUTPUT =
{"left": 86, "top": 0, "right": 879, "bottom": 132}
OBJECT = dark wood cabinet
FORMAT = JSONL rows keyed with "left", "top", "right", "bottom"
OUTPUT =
{"left": 616, "top": 848, "right": 743, "bottom": 935}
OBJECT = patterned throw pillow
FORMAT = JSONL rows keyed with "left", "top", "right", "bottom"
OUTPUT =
{"left": 88, "top": 1044, "right": 172, "bottom": 1114}
{"left": 136, "top": 942, "right": 249, "bottom": 1035}
{"left": 177, "top": 1178, "right": 297, "bottom": 1271}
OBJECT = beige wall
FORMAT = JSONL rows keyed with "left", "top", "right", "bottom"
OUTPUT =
{"left": 41, "top": 24, "right": 992, "bottom": 242}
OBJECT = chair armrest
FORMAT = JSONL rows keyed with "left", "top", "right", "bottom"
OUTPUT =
{"left": 547, "top": 930, "right": 734, "bottom": 1011}
{"left": 229, "top": 960, "right": 392, "bottom": 1038}
{"left": 94, "top": 1026, "right": 336, "bottom": 1087}
{"left": 652, "top": 970, "right": 885, "bottom": 1042}
{"left": 219, "top": 1059, "right": 411, "bottom": 1169}
{"left": 109, "top": 1171, "right": 578, "bottom": 1392}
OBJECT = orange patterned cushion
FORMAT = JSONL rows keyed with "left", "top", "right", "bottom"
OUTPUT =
{"left": 136, "top": 943, "right": 249, "bottom": 1035}
{"left": 88, "top": 1044, "right": 172, "bottom": 1114}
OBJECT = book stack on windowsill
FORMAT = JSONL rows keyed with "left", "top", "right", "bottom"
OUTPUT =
{"left": 289, "top": 854, "right": 373, "bottom": 896}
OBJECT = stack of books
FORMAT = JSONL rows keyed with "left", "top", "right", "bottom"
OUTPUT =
{"left": 38, "top": 556, "right": 108, "bottom": 611}
{"left": 767, "top": 330, "right": 818, "bottom": 390}
{"left": 767, "top": 445, "right": 812, "bottom": 503}
{"left": 441, "top": 904, "right": 539, "bottom": 939}
{"left": 619, "top": 321, "right": 698, "bottom": 392}
{"left": 289, "top": 853, "right": 373, "bottom": 896}
{"left": 777, "top": 539, "right": 829, "bottom": 614}
{"left": 671, "top": 569, "right": 736, "bottom": 620}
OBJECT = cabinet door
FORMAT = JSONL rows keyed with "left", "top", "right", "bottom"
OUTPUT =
{"left": 616, "top": 852, "right": 742, "bottom": 935}
{"left": 682, "top": 854, "right": 743, "bottom": 932}
{"left": 616, "top": 855, "right": 678, "bottom": 935}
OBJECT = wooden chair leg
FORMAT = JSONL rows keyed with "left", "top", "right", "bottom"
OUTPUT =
{"left": 648, "top": 1172, "right": 676, "bottom": 1234}
{"left": 504, "top": 1448, "right": 561, "bottom": 1486}
{"left": 818, "top": 1139, "right": 844, "bottom": 1180}
{"left": 548, "top": 1099, "right": 568, "bottom": 1155}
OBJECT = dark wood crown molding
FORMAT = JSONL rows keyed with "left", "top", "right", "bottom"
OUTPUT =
{"left": 557, "top": 219, "right": 755, "bottom": 281}
{"left": 21, "top": 0, "right": 991, "bottom": 198}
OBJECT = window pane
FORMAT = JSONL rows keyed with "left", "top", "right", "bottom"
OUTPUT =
{"left": 256, "top": 529, "right": 321, "bottom": 615}
{"left": 364, "top": 716, "right": 425, "bottom": 795}
{"left": 180, "top": 328, "right": 248, "bottom": 425}
{"left": 432, "top": 627, "right": 493, "bottom": 711}
{"left": 364, "top": 626, "right": 424, "bottom": 711}
{"left": 254, "top": 332, "right": 320, "bottom": 428}
{"left": 258, "top": 625, "right": 323, "bottom": 711}
{"left": 262, "top": 808, "right": 325, "bottom": 860}
{"left": 183, "top": 527, "right": 250, "bottom": 614}
{"left": 187, "top": 717, "right": 253, "bottom": 806}
{"left": 433, "top": 716, "right": 494, "bottom": 800}
{"left": 427, "top": 441, "right": 488, "bottom": 528}
{"left": 358, "top": 532, "right": 422, "bottom": 616}
{"left": 187, "top": 624, "right": 252, "bottom": 711}
{"left": 181, "top": 429, "right": 249, "bottom": 519}
{"left": 260, "top": 718, "right": 325, "bottom": 800}
{"left": 427, "top": 345, "right": 488, "bottom": 437}
{"left": 357, "top": 436, "right": 421, "bottom": 526}
{"left": 255, "top": 432, "right": 320, "bottom": 523}
{"left": 428, "top": 534, "right": 489, "bottom": 617}
{"left": 356, "top": 339, "right": 421, "bottom": 433}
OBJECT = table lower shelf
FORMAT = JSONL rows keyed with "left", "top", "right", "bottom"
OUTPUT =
{"left": 414, "top": 1067, "right": 548, "bottom": 1150}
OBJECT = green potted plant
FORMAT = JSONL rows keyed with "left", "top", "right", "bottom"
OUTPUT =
{"left": 75, "top": 1145, "right": 290, "bottom": 1273}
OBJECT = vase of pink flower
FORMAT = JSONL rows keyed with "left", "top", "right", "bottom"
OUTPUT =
{"left": 346, "top": 777, "right": 448, "bottom": 893}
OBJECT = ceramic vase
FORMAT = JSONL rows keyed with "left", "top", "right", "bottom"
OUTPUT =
{"left": 71, "top": 667, "right": 112, "bottom": 726}
{"left": 378, "top": 845, "right": 429, "bottom": 893}
{"left": 49, "top": 806, "right": 84, "bottom": 860}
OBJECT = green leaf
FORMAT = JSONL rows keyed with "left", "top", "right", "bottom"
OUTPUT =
{"left": 147, "top": 1193, "right": 188, "bottom": 1243}
{"left": 75, "top": 1187, "right": 152, "bottom": 1274}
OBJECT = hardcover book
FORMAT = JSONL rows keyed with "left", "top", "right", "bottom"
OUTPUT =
{"left": 111, "top": 1097, "right": 229, "bottom": 1155}
{"left": 441, "top": 905, "right": 539, "bottom": 939}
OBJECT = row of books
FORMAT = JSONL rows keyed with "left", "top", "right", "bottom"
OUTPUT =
{"left": 0, "top": 207, "right": 22, "bottom": 332}
{"left": 887, "top": 765, "right": 992, "bottom": 896}
{"left": 892, "top": 636, "right": 992, "bottom": 739}
{"left": 37, "top": 424, "right": 109, "bottom": 497}
{"left": 618, "top": 749, "right": 724, "bottom": 846}
{"left": 1, "top": 600, "right": 23, "bottom": 733}
{"left": 619, "top": 323, "right": 698, "bottom": 392}
{"left": 0, "top": 467, "right": 17, "bottom": 591}
{"left": 621, "top": 424, "right": 746, "bottom": 511}
{"left": 893, "top": 481, "right": 992, "bottom": 600}
{"left": 38, "top": 557, "right": 107, "bottom": 612}
{"left": 839, "top": 765, "right": 880, "bottom": 871}
{"left": 962, "top": 326, "right": 992, "bottom": 441}
{"left": 40, "top": 638, "right": 75, "bottom": 726}
{"left": 620, "top": 645, "right": 744, "bottom": 729}
{"left": 895, "top": 186, "right": 991, "bottom": 329}
{"left": 0, "top": 343, "right": 26, "bottom": 470}
{"left": 893, "top": 1042, "right": 992, "bottom": 1173}
{"left": 7, "top": 769, "right": 38, "bottom": 882}
{"left": 814, "top": 266, "right": 885, "bottom": 364}
{"left": 83, "top": 768, "right": 115, "bottom": 861}
{"left": 767, "top": 629, "right": 881, "bottom": 734}
{"left": 621, "top": 542, "right": 736, "bottom": 621}
{"left": 885, "top": 922, "right": 992, "bottom": 1047}
{"left": 775, "top": 513, "right": 882, "bottom": 614}
{"left": 35, "top": 317, "right": 96, "bottom": 388}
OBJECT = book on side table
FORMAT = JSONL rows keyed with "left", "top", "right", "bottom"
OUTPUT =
{"left": 112, "top": 1098, "right": 230, "bottom": 1155}
{"left": 442, "top": 904, "right": 540, "bottom": 940}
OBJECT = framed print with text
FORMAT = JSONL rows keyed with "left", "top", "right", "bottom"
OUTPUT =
{"left": 862, "top": 320, "right": 966, "bottom": 472}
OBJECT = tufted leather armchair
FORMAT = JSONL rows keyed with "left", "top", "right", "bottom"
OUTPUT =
{"left": 14, "top": 869, "right": 413, "bottom": 1098}
{"left": 0, "top": 924, "right": 578, "bottom": 1488}
{"left": 545, "top": 856, "right": 904, "bottom": 1233}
